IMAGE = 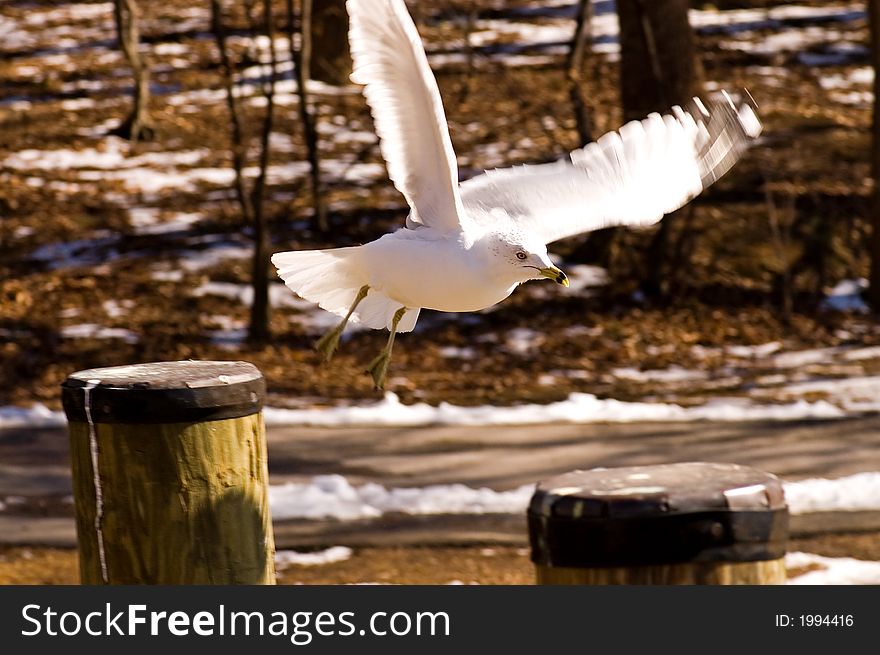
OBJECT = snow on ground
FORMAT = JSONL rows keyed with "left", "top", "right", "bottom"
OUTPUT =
{"left": 262, "top": 390, "right": 844, "bottom": 428}
{"left": 563, "top": 264, "right": 609, "bottom": 294}
{"left": 269, "top": 474, "right": 534, "bottom": 521}
{"left": 503, "top": 327, "right": 544, "bottom": 355}
{"left": 178, "top": 243, "right": 253, "bottom": 272}
{"left": 3, "top": 142, "right": 385, "bottom": 197}
{"left": 819, "top": 67, "right": 873, "bottom": 90}
{"left": 786, "top": 552, "right": 880, "bottom": 585}
{"left": 611, "top": 366, "right": 708, "bottom": 383}
{"left": 0, "top": 405, "right": 66, "bottom": 429}
{"left": 59, "top": 323, "right": 139, "bottom": 344}
{"left": 267, "top": 470, "right": 880, "bottom": 521}
{"left": 275, "top": 546, "right": 353, "bottom": 567}
{"left": 8, "top": 344, "right": 880, "bottom": 428}
{"left": 102, "top": 299, "right": 133, "bottom": 319}
{"left": 784, "top": 471, "right": 880, "bottom": 513}
{"left": 432, "top": 1, "right": 866, "bottom": 67}
{"left": 820, "top": 279, "right": 869, "bottom": 313}
{"left": 129, "top": 208, "right": 203, "bottom": 235}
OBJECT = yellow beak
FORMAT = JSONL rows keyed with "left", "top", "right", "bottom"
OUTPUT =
{"left": 539, "top": 265, "right": 569, "bottom": 287}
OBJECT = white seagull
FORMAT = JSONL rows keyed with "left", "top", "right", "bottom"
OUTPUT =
{"left": 272, "top": 0, "right": 762, "bottom": 389}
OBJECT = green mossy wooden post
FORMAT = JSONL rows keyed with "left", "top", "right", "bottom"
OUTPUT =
{"left": 529, "top": 462, "right": 789, "bottom": 585}
{"left": 62, "top": 361, "right": 275, "bottom": 584}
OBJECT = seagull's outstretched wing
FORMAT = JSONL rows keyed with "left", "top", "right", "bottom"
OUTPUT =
{"left": 347, "top": 0, "right": 464, "bottom": 231}
{"left": 460, "top": 93, "right": 762, "bottom": 245}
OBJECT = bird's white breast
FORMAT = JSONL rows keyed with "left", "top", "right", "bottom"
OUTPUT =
{"left": 360, "top": 230, "right": 517, "bottom": 312}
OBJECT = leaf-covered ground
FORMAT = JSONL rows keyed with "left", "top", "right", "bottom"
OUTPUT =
{"left": 3, "top": 531, "right": 880, "bottom": 584}
{"left": 1, "top": 0, "right": 879, "bottom": 411}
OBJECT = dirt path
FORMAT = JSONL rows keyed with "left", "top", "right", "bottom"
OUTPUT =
{"left": 2, "top": 415, "right": 880, "bottom": 548}
{"left": 4, "top": 530, "right": 880, "bottom": 585}
{"left": 4, "top": 415, "right": 880, "bottom": 501}
{"left": 265, "top": 415, "right": 880, "bottom": 488}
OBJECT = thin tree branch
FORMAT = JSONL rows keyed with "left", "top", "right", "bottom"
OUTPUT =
{"left": 287, "top": 0, "right": 328, "bottom": 232}
{"left": 211, "top": 0, "right": 254, "bottom": 224}
{"left": 565, "top": 0, "right": 594, "bottom": 145}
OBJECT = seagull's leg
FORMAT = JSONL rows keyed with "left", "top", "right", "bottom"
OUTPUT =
{"left": 367, "top": 306, "right": 407, "bottom": 390}
{"left": 314, "top": 285, "right": 370, "bottom": 362}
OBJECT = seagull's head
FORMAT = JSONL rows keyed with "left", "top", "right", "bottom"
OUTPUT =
{"left": 485, "top": 230, "right": 569, "bottom": 288}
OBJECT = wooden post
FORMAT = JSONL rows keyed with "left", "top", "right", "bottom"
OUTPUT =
{"left": 61, "top": 361, "right": 275, "bottom": 584}
{"left": 529, "top": 463, "right": 788, "bottom": 585}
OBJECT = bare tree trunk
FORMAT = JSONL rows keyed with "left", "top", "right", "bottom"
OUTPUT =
{"left": 766, "top": 189, "right": 795, "bottom": 324}
{"left": 617, "top": 0, "right": 702, "bottom": 298}
{"left": 248, "top": 0, "right": 279, "bottom": 346}
{"left": 458, "top": 3, "right": 478, "bottom": 102}
{"left": 287, "top": 0, "right": 328, "bottom": 232}
{"left": 311, "top": 0, "right": 352, "bottom": 85}
{"left": 211, "top": 0, "right": 254, "bottom": 225}
{"left": 616, "top": 0, "right": 700, "bottom": 121}
{"left": 566, "top": 0, "right": 594, "bottom": 146}
{"left": 211, "top": 0, "right": 277, "bottom": 346}
{"left": 869, "top": 0, "right": 880, "bottom": 310}
{"left": 111, "top": 0, "right": 153, "bottom": 142}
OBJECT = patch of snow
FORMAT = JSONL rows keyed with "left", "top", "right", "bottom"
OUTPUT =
{"left": 787, "top": 552, "right": 880, "bottom": 585}
{"left": 179, "top": 244, "right": 251, "bottom": 271}
{"left": 0, "top": 404, "right": 66, "bottom": 429}
{"left": 771, "top": 347, "right": 839, "bottom": 369}
{"left": 25, "top": 3, "right": 113, "bottom": 25}
{"left": 843, "top": 346, "right": 880, "bottom": 362}
{"left": 60, "top": 323, "right": 139, "bottom": 344}
{"left": 153, "top": 42, "right": 190, "bottom": 56}
{"left": 127, "top": 207, "right": 160, "bottom": 230}
{"left": 151, "top": 269, "right": 184, "bottom": 282}
{"left": 102, "top": 299, "right": 133, "bottom": 319}
{"left": 275, "top": 546, "right": 353, "bottom": 567}
{"left": 439, "top": 346, "right": 478, "bottom": 359}
{"left": 505, "top": 327, "right": 543, "bottom": 355}
{"left": 727, "top": 342, "right": 783, "bottom": 359}
{"left": 267, "top": 470, "right": 880, "bottom": 522}
{"left": 269, "top": 474, "right": 534, "bottom": 521}
{"left": 262, "top": 391, "right": 844, "bottom": 428}
{"left": 131, "top": 209, "right": 203, "bottom": 235}
{"left": 469, "top": 19, "right": 574, "bottom": 49}
{"left": 819, "top": 67, "right": 873, "bottom": 90}
{"left": 828, "top": 90, "right": 873, "bottom": 106}
{"left": 209, "top": 328, "right": 247, "bottom": 350}
{"left": 60, "top": 97, "right": 97, "bottom": 111}
{"left": 821, "top": 278, "right": 869, "bottom": 313}
{"left": 784, "top": 471, "right": 880, "bottom": 514}
{"left": 564, "top": 264, "right": 609, "bottom": 293}
{"left": 612, "top": 366, "right": 708, "bottom": 383}
{"left": 2, "top": 139, "right": 210, "bottom": 171}
{"left": 193, "top": 281, "right": 317, "bottom": 310}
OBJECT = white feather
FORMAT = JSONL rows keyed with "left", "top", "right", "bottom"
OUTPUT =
{"left": 460, "top": 97, "right": 762, "bottom": 245}
{"left": 346, "top": 0, "right": 464, "bottom": 232}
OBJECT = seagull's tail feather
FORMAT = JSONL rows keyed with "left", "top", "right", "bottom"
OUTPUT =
{"left": 271, "top": 247, "right": 419, "bottom": 332}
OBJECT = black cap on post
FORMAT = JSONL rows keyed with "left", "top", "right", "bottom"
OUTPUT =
{"left": 529, "top": 462, "right": 789, "bottom": 569}
{"left": 62, "top": 360, "right": 265, "bottom": 424}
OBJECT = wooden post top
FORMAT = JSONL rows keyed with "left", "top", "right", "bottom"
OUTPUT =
{"left": 528, "top": 462, "right": 789, "bottom": 568}
{"left": 62, "top": 361, "right": 265, "bottom": 424}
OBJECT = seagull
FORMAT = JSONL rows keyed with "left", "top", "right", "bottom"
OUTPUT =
{"left": 272, "top": 0, "right": 762, "bottom": 389}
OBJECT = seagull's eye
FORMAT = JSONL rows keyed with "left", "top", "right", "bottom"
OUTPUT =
{"left": 515, "top": 251, "right": 527, "bottom": 260}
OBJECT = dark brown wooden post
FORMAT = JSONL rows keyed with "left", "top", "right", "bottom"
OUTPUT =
{"left": 529, "top": 462, "right": 788, "bottom": 585}
{"left": 61, "top": 361, "right": 275, "bottom": 584}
